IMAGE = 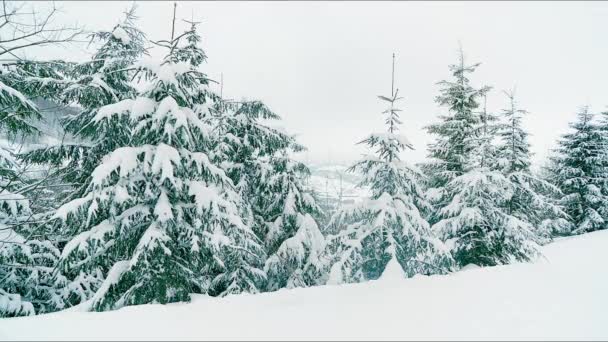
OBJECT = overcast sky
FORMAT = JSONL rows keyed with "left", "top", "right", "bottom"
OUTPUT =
{"left": 27, "top": 1, "right": 608, "bottom": 166}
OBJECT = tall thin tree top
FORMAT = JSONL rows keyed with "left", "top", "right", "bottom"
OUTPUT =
{"left": 391, "top": 52, "right": 395, "bottom": 98}
{"left": 171, "top": 2, "right": 177, "bottom": 41}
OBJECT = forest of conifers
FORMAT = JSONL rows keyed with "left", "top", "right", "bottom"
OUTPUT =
{"left": 1, "top": 4, "right": 607, "bottom": 318}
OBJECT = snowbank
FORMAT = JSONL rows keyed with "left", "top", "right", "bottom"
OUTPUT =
{"left": 1, "top": 230, "right": 607, "bottom": 341}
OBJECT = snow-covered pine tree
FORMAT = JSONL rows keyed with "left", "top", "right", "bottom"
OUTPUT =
{"left": 0, "top": 73, "right": 43, "bottom": 140}
{"left": 326, "top": 54, "right": 452, "bottom": 284}
{"left": 496, "top": 90, "right": 567, "bottom": 242}
{"left": 23, "top": 6, "right": 146, "bottom": 205}
{"left": 2, "top": 60, "right": 75, "bottom": 223}
{"left": 0, "top": 61, "right": 68, "bottom": 317}
{"left": 423, "top": 47, "right": 491, "bottom": 225}
{"left": 57, "top": 21, "right": 265, "bottom": 311}
{"left": 474, "top": 94, "right": 501, "bottom": 170}
{"left": 0, "top": 136, "right": 42, "bottom": 318}
{"left": 0, "top": 224, "right": 67, "bottom": 317}
{"left": 428, "top": 50, "right": 540, "bottom": 268}
{"left": 14, "top": 8, "right": 148, "bottom": 309}
{"left": 595, "top": 108, "right": 608, "bottom": 228}
{"left": 496, "top": 91, "right": 531, "bottom": 173}
{"left": 0, "top": 2, "right": 84, "bottom": 316}
{"left": 208, "top": 99, "right": 300, "bottom": 240}
{"left": 262, "top": 151, "right": 325, "bottom": 291}
{"left": 208, "top": 94, "right": 325, "bottom": 291}
{"left": 432, "top": 165, "right": 542, "bottom": 267}
{"left": 552, "top": 107, "right": 608, "bottom": 235}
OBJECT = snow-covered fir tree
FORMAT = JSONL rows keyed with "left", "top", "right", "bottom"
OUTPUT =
{"left": 474, "top": 94, "right": 501, "bottom": 169}
{"left": 496, "top": 90, "right": 567, "bottom": 241}
{"left": 262, "top": 151, "right": 325, "bottom": 290}
{"left": 0, "top": 224, "right": 68, "bottom": 317}
{"left": 23, "top": 6, "right": 146, "bottom": 205}
{"left": 327, "top": 55, "right": 452, "bottom": 284}
{"left": 0, "top": 68, "right": 43, "bottom": 139}
{"left": 497, "top": 91, "right": 531, "bottom": 173}
{"left": 0, "top": 62, "right": 69, "bottom": 317}
{"left": 0, "top": 138, "right": 47, "bottom": 317}
{"left": 432, "top": 166, "right": 542, "bottom": 267}
{"left": 208, "top": 100, "right": 299, "bottom": 239}
{"left": 552, "top": 107, "right": 608, "bottom": 235}
{"left": 596, "top": 109, "right": 608, "bottom": 227}
{"left": 424, "top": 48, "right": 491, "bottom": 224}
{"left": 428, "top": 51, "right": 540, "bottom": 267}
{"left": 3, "top": 60, "right": 75, "bottom": 221}
{"left": 208, "top": 96, "right": 325, "bottom": 291}
{"left": 56, "top": 22, "right": 265, "bottom": 311}
{"left": 15, "top": 8, "right": 148, "bottom": 308}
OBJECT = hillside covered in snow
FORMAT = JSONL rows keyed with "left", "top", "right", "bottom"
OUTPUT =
{"left": 1, "top": 230, "right": 606, "bottom": 341}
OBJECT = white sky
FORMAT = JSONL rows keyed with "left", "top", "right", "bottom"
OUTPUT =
{"left": 25, "top": 1, "right": 608, "bottom": 166}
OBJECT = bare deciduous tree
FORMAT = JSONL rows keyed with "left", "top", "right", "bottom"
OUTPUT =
{"left": 0, "top": 0, "right": 83, "bottom": 61}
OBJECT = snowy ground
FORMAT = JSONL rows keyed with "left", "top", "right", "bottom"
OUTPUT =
{"left": 1, "top": 230, "right": 607, "bottom": 341}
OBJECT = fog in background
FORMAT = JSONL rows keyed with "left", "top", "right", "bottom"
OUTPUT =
{"left": 24, "top": 1, "right": 608, "bottom": 166}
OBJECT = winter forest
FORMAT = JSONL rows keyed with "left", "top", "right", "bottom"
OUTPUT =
{"left": 0, "top": 1, "right": 607, "bottom": 340}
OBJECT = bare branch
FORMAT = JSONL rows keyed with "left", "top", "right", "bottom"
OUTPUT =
{"left": 0, "top": 0, "right": 84, "bottom": 61}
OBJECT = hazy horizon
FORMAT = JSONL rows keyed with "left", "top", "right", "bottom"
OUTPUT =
{"left": 22, "top": 1, "right": 608, "bottom": 166}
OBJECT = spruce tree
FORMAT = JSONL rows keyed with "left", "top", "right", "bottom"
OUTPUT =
{"left": 0, "top": 57, "right": 69, "bottom": 317}
{"left": 327, "top": 54, "right": 452, "bottom": 284}
{"left": 23, "top": 7, "right": 146, "bottom": 205}
{"left": 209, "top": 96, "right": 325, "bottom": 291}
{"left": 208, "top": 99, "right": 299, "bottom": 240}
{"left": 57, "top": 22, "right": 264, "bottom": 311}
{"left": 596, "top": 108, "right": 608, "bottom": 227}
{"left": 424, "top": 47, "right": 491, "bottom": 224}
{"left": 0, "top": 225, "right": 67, "bottom": 317}
{"left": 553, "top": 107, "right": 608, "bottom": 235}
{"left": 262, "top": 151, "right": 325, "bottom": 290}
{"left": 0, "top": 3, "right": 93, "bottom": 317}
{"left": 15, "top": 8, "right": 148, "bottom": 308}
{"left": 428, "top": 51, "right": 540, "bottom": 267}
{"left": 496, "top": 90, "right": 567, "bottom": 241}
{"left": 475, "top": 94, "right": 501, "bottom": 169}
{"left": 0, "top": 71, "right": 42, "bottom": 139}
{"left": 5, "top": 61, "right": 75, "bottom": 225}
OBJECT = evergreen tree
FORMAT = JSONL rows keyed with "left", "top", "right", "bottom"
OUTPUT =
{"left": 4, "top": 61, "right": 75, "bottom": 224}
{"left": 432, "top": 167, "right": 542, "bottom": 267}
{"left": 57, "top": 22, "right": 265, "bottom": 311}
{"left": 428, "top": 51, "right": 540, "bottom": 268}
{"left": 262, "top": 151, "right": 325, "bottom": 290}
{"left": 23, "top": 7, "right": 146, "bottom": 205}
{"left": 209, "top": 96, "right": 325, "bottom": 291}
{"left": 496, "top": 91, "right": 567, "bottom": 241}
{"left": 474, "top": 94, "right": 501, "bottom": 170}
{"left": 10, "top": 59, "right": 74, "bottom": 106}
{"left": 0, "top": 71, "right": 42, "bottom": 140}
{"left": 208, "top": 99, "right": 299, "bottom": 241}
{"left": 0, "top": 137, "right": 38, "bottom": 317}
{"left": 596, "top": 108, "right": 608, "bottom": 227}
{"left": 0, "top": 56, "right": 70, "bottom": 318}
{"left": 552, "top": 107, "right": 608, "bottom": 235}
{"left": 497, "top": 91, "right": 531, "bottom": 173}
{"left": 537, "top": 156, "right": 573, "bottom": 238}
{"left": 0, "top": 225, "right": 67, "bottom": 317}
{"left": 424, "top": 48, "right": 491, "bottom": 224}
{"left": 14, "top": 8, "right": 148, "bottom": 308}
{"left": 327, "top": 55, "right": 452, "bottom": 284}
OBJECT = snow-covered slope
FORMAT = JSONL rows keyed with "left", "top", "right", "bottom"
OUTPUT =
{"left": 308, "top": 163, "right": 369, "bottom": 205}
{"left": 2, "top": 230, "right": 607, "bottom": 341}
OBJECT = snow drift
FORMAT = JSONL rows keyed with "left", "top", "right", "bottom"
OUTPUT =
{"left": 1, "top": 230, "right": 607, "bottom": 341}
